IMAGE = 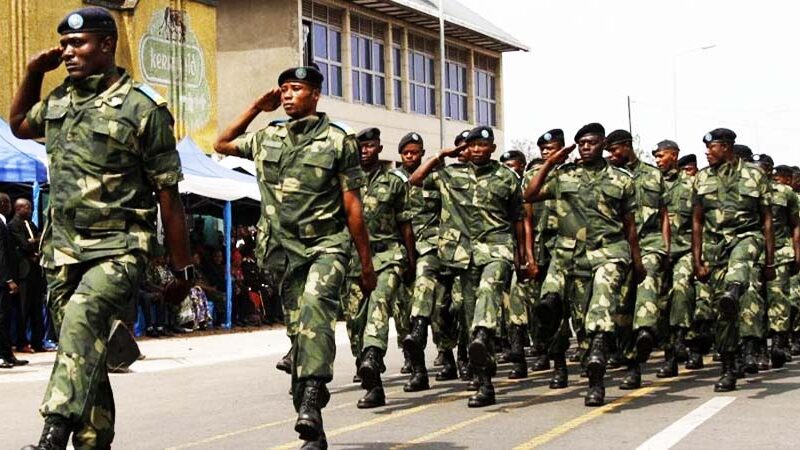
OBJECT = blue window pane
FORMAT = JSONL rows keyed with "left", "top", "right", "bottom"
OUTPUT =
{"left": 489, "top": 75, "right": 496, "bottom": 100}
{"left": 393, "top": 48, "right": 401, "bottom": 76}
{"left": 351, "top": 36, "right": 359, "bottom": 67}
{"left": 316, "top": 61, "right": 329, "bottom": 95}
{"left": 352, "top": 71, "right": 360, "bottom": 101}
{"left": 375, "top": 76, "right": 385, "bottom": 105}
{"left": 374, "top": 43, "right": 384, "bottom": 73}
{"left": 428, "top": 87, "right": 435, "bottom": 115}
{"left": 394, "top": 79, "right": 402, "bottom": 108}
{"left": 329, "top": 30, "right": 341, "bottom": 62}
{"left": 413, "top": 53, "right": 424, "bottom": 81}
{"left": 314, "top": 24, "right": 327, "bottom": 59}
{"left": 415, "top": 85, "right": 425, "bottom": 112}
{"left": 363, "top": 73, "right": 373, "bottom": 104}
{"left": 330, "top": 66, "right": 342, "bottom": 96}
{"left": 458, "top": 67, "right": 466, "bottom": 92}
{"left": 461, "top": 96, "right": 468, "bottom": 120}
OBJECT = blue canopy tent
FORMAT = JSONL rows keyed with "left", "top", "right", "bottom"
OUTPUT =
{"left": 177, "top": 137, "right": 260, "bottom": 329}
{"left": 0, "top": 119, "right": 48, "bottom": 226}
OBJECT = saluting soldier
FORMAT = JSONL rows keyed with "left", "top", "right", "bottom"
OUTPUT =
{"left": 10, "top": 7, "right": 193, "bottom": 449}
{"left": 525, "top": 123, "right": 644, "bottom": 407}
{"left": 691, "top": 128, "right": 774, "bottom": 392}
{"left": 215, "top": 65, "right": 376, "bottom": 448}
{"left": 652, "top": 140, "right": 701, "bottom": 377}
{"left": 342, "top": 127, "right": 415, "bottom": 409}
{"left": 605, "top": 130, "right": 669, "bottom": 390}
{"left": 411, "top": 126, "right": 525, "bottom": 408}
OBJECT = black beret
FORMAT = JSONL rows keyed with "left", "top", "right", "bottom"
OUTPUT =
{"left": 537, "top": 129, "right": 565, "bottom": 147}
{"left": 774, "top": 165, "right": 793, "bottom": 173}
{"left": 703, "top": 128, "right": 736, "bottom": 145}
{"left": 57, "top": 7, "right": 117, "bottom": 35}
{"left": 500, "top": 150, "right": 526, "bottom": 164}
{"left": 652, "top": 139, "right": 680, "bottom": 156}
{"left": 356, "top": 127, "right": 381, "bottom": 142}
{"left": 753, "top": 153, "right": 773, "bottom": 167}
{"left": 574, "top": 123, "right": 605, "bottom": 141}
{"left": 454, "top": 130, "right": 471, "bottom": 146}
{"left": 733, "top": 144, "right": 753, "bottom": 161}
{"left": 677, "top": 154, "right": 697, "bottom": 167}
{"left": 605, "top": 129, "right": 633, "bottom": 147}
{"left": 278, "top": 66, "right": 324, "bottom": 89}
{"left": 398, "top": 132, "right": 423, "bottom": 151}
{"left": 465, "top": 126, "right": 494, "bottom": 143}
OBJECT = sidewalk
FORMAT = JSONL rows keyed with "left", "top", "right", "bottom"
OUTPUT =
{"left": 0, "top": 323, "right": 352, "bottom": 384}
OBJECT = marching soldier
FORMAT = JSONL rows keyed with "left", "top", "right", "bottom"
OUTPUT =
{"left": 525, "top": 123, "right": 644, "bottom": 406}
{"left": 10, "top": 7, "right": 193, "bottom": 449}
{"left": 679, "top": 154, "right": 699, "bottom": 177}
{"left": 691, "top": 128, "right": 774, "bottom": 392}
{"left": 215, "top": 65, "right": 376, "bottom": 448}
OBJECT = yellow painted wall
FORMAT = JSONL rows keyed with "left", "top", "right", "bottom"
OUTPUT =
{"left": 1, "top": 0, "right": 217, "bottom": 152}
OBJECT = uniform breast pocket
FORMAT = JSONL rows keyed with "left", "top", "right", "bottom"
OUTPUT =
{"left": 422, "top": 189, "right": 441, "bottom": 209}
{"left": 88, "top": 120, "right": 136, "bottom": 168}
{"left": 43, "top": 106, "right": 68, "bottom": 145}
{"left": 601, "top": 183, "right": 623, "bottom": 210}
{"left": 641, "top": 183, "right": 661, "bottom": 208}
{"left": 259, "top": 147, "right": 281, "bottom": 184}
{"left": 558, "top": 181, "right": 579, "bottom": 200}
{"left": 302, "top": 149, "right": 336, "bottom": 191}
{"left": 738, "top": 185, "right": 761, "bottom": 210}
{"left": 696, "top": 182, "right": 718, "bottom": 208}
{"left": 449, "top": 177, "right": 471, "bottom": 205}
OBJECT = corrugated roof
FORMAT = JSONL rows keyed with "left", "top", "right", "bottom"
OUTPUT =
{"left": 348, "top": 0, "right": 529, "bottom": 52}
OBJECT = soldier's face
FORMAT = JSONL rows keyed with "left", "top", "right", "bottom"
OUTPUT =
{"left": 503, "top": 159, "right": 525, "bottom": 177}
{"left": 469, "top": 140, "right": 495, "bottom": 165}
{"left": 0, "top": 197, "right": 9, "bottom": 216}
{"left": 400, "top": 143, "right": 424, "bottom": 171}
{"left": 14, "top": 200, "right": 31, "bottom": 220}
{"left": 606, "top": 143, "right": 632, "bottom": 167}
{"left": 682, "top": 163, "right": 698, "bottom": 176}
{"left": 705, "top": 142, "right": 730, "bottom": 167}
{"left": 774, "top": 173, "right": 792, "bottom": 186}
{"left": 60, "top": 32, "right": 114, "bottom": 80}
{"left": 539, "top": 142, "right": 562, "bottom": 160}
{"left": 654, "top": 149, "right": 678, "bottom": 172}
{"left": 577, "top": 134, "right": 604, "bottom": 163}
{"left": 359, "top": 140, "right": 382, "bottom": 168}
{"left": 457, "top": 143, "right": 471, "bottom": 162}
{"left": 280, "top": 82, "right": 320, "bottom": 118}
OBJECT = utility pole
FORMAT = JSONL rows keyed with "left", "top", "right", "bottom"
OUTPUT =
{"left": 438, "top": 0, "right": 446, "bottom": 149}
{"left": 627, "top": 95, "right": 632, "bottom": 134}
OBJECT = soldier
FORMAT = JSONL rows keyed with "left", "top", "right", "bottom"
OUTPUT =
{"left": 410, "top": 126, "right": 525, "bottom": 408}
{"left": 692, "top": 128, "right": 774, "bottom": 392}
{"left": 342, "top": 127, "right": 415, "bottom": 409}
{"left": 755, "top": 161, "right": 800, "bottom": 368}
{"left": 792, "top": 166, "right": 800, "bottom": 356}
{"left": 500, "top": 150, "right": 527, "bottom": 177}
{"left": 525, "top": 123, "right": 644, "bottom": 407}
{"left": 605, "top": 130, "right": 669, "bottom": 389}
{"left": 9, "top": 7, "right": 193, "bottom": 449}
{"left": 678, "top": 154, "right": 699, "bottom": 177}
{"left": 215, "top": 65, "right": 376, "bottom": 448}
{"left": 652, "top": 140, "right": 698, "bottom": 377}
{"left": 399, "top": 131, "right": 461, "bottom": 388}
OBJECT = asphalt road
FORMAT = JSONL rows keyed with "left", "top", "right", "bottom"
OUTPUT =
{"left": 2, "top": 324, "right": 799, "bottom": 450}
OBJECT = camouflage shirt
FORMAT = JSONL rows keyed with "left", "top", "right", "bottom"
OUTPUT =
{"left": 232, "top": 113, "right": 364, "bottom": 269}
{"left": 663, "top": 168, "right": 694, "bottom": 258}
{"left": 433, "top": 160, "right": 522, "bottom": 269}
{"left": 540, "top": 159, "right": 637, "bottom": 268}
{"left": 26, "top": 69, "right": 183, "bottom": 268}
{"left": 523, "top": 164, "right": 558, "bottom": 263}
{"left": 692, "top": 157, "right": 770, "bottom": 262}
{"left": 348, "top": 165, "right": 408, "bottom": 274}
{"left": 397, "top": 166, "right": 440, "bottom": 257}
{"left": 627, "top": 159, "right": 667, "bottom": 255}
{"left": 767, "top": 182, "right": 799, "bottom": 265}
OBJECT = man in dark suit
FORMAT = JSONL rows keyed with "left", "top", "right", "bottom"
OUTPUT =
{"left": 0, "top": 192, "right": 28, "bottom": 368}
{"left": 8, "top": 197, "right": 45, "bottom": 352}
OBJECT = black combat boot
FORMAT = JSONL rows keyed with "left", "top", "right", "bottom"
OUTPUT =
{"left": 457, "top": 344, "right": 470, "bottom": 381}
{"left": 549, "top": 353, "right": 568, "bottom": 389}
{"left": 719, "top": 282, "right": 744, "bottom": 319}
{"left": 404, "top": 343, "right": 431, "bottom": 392}
{"left": 352, "top": 357, "right": 362, "bottom": 384}
{"left": 508, "top": 325, "right": 528, "bottom": 379}
{"left": 300, "top": 431, "right": 328, "bottom": 450}
{"left": 585, "top": 333, "right": 608, "bottom": 407}
{"left": 657, "top": 348, "right": 679, "bottom": 378}
{"left": 436, "top": 349, "right": 458, "bottom": 381}
{"left": 403, "top": 317, "right": 430, "bottom": 364}
{"left": 619, "top": 362, "right": 642, "bottom": 390}
{"left": 294, "top": 379, "right": 330, "bottom": 442}
{"left": 674, "top": 328, "right": 689, "bottom": 363}
{"left": 358, "top": 347, "right": 384, "bottom": 390}
{"left": 714, "top": 353, "right": 737, "bottom": 392}
{"left": 757, "top": 339, "right": 770, "bottom": 371}
{"left": 20, "top": 415, "right": 71, "bottom": 450}
{"left": 607, "top": 349, "right": 624, "bottom": 370}
{"left": 635, "top": 328, "right": 655, "bottom": 363}
{"left": 433, "top": 350, "right": 446, "bottom": 367}
{"left": 741, "top": 338, "right": 759, "bottom": 375}
{"left": 791, "top": 331, "right": 800, "bottom": 356}
{"left": 276, "top": 337, "right": 295, "bottom": 374}
{"left": 531, "top": 353, "right": 550, "bottom": 372}
{"left": 685, "top": 348, "right": 704, "bottom": 370}
{"left": 536, "top": 293, "right": 564, "bottom": 327}
{"left": 401, "top": 348, "right": 413, "bottom": 374}
{"left": 771, "top": 332, "right": 790, "bottom": 369}
{"left": 467, "top": 373, "right": 496, "bottom": 407}
{"left": 569, "top": 346, "right": 585, "bottom": 363}
{"left": 468, "top": 327, "right": 493, "bottom": 370}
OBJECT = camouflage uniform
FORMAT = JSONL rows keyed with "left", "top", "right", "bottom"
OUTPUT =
{"left": 663, "top": 168, "right": 697, "bottom": 337}
{"left": 232, "top": 113, "right": 364, "bottom": 386}
{"left": 433, "top": 160, "right": 522, "bottom": 360}
{"left": 537, "top": 160, "right": 637, "bottom": 347}
{"left": 342, "top": 166, "right": 409, "bottom": 356}
{"left": 618, "top": 160, "right": 667, "bottom": 361}
{"left": 692, "top": 157, "right": 770, "bottom": 352}
{"left": 26, "top": 69, "right": 182, "bottom": 448}
{"left": 764, "top": 182, "right": 799, "bottom": 333}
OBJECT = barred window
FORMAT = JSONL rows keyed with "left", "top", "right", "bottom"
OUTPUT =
{"left": 351, "top": 15, "right": 386, "bottom": 106}
{"left": 474, "top": 54, "right": 498, "bottom": 126}
{"left": 302, "top": 1, "right": 343, "bottom": 97}
{"left": 445, "top": 46, "right": 468, "bottom": 121}
{"left": 408, "top": 35, "right": 436, "bottom": 116}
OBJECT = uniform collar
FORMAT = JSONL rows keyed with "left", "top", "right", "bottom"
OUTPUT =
{"left": 67, "top": 67, "right": 127, "bottom": 105}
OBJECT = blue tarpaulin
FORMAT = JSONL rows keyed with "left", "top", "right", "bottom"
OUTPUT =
{"left": 0, "top": 119, "right": 48, "bottom": 183}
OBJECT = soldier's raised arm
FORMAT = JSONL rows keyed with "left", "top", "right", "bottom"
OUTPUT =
{"left": 523, "top": 144, "right": 575, "bottom": 202}
{"left": 9, "top": 47, "right": 64, "bottom": 139}
{"left": 214, "top": 87, "right": 281, "bottom": 156}
{"left": 408, "top": 144, "right": 467, "bottom": 187}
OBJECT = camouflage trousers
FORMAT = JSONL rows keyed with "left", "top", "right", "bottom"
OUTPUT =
{"left": 41, "top": 252, "right": 145, "bottom": 450}
{"left": 343, "top": 265, "right": 408, "bottom": 355}
{"left": 505, "top": 276, "right": 531, "bottom": 327}
{"left": 767, "top": 261, "right": 793, "bottom": 333}
{"left": 698, "top": 236, "right": 765, "bottom": 353}
{"left": 617, "top": 252, "right": 665, "bottom": 360}
{"left": 285, "top": 252, "right": 349, "bottom": 383}
{"left": 539, "top": 246, "right": 593, "bottom": 355}
{"left": 265, "top": 249, "right": 300, "bottom": 339}
{"left": 405, "top": 252, "right": 460, "bottom": 351}
{"left": 792, "top": 273, "right": 800, "bottom": 334}
{"left": 440, "top": 260, "right": 511, "bottom": 343}
{"left": 431, "top": 273, "right": 461, "bottom": 352}
{"left": 668, "top": 252, "right": 696, "bottom": 330}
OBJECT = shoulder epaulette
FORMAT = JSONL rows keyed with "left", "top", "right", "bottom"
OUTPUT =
{"left": 613, "top": 166, "right": 634, "bottom": 178}
{"left": 268, "top": 119, "right": 287, "bottom": 127}
{"left": 133, "top": 83, "right": 167, "bottom": 106}
{"left": 331, "top": 121, "right": 356, "bottom": 136}
{"left": 389, "top": 168, "right": 409, "bottom": 183}
{"left": 499, "top": 164, "right": 521, "bottom": 179}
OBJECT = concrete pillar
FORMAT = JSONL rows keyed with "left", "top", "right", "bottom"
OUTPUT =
{"left": 342, "top": 8, "right": 352, "bottom": 101}
{"left": 385, "top": 25, "right": 394, "bottom": 111}
{"left": 400, "top": 28, "right": 410, "bottom": 114}
{"left": 466, "top": 48, "right": 476, "bottom": 125}
{"left": 495, "top": 54, "right": 503, "bottom": 130}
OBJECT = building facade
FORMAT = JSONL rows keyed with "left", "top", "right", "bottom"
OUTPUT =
{"left": 217, "top": 0, "right": 527, "bottom": 162}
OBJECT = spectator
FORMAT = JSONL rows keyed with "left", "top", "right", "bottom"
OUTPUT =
{"left": 139, "top": 250, "right": 169, "bottom": 337}
{"left": 7, "top": 198, "right": 45, "bottom": 352}
{"left": 0, "top": 192, "right": 27, "bottom": 368}
{"left": 196, "top": 250, "right": 227, "bottom": 327}
{"left": 175, "top": 252, "right": 212, "bottom": 331}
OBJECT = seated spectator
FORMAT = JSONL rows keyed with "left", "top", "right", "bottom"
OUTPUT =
{"left": 175, "top": 252, "right": 213, "bottom": 331}
{"left": 196, "top": 250, "right": 227, "bottom": 328}
{"left": 139, "top": 251, "right": 169, "bottom": 337}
